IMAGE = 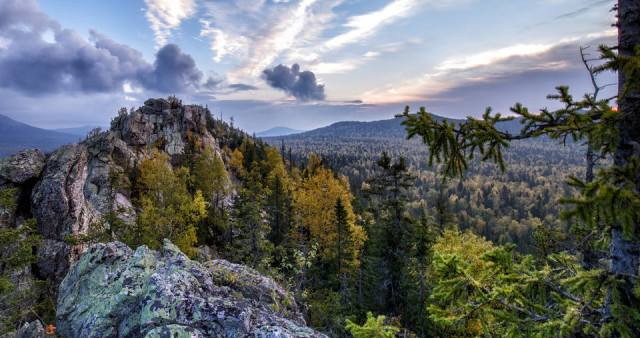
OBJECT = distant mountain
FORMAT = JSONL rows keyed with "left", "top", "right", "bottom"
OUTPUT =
{"left": 0, "top": 114, "right": 80, "bottom": 158}
{"left": 265, "top": 114, "right": 527, "bottom": 143}
{"left": 52, "top": 125, "right": 105, "bottom": 137}
{"left": 256, "top": 127, "right": 305, "bottom": 137}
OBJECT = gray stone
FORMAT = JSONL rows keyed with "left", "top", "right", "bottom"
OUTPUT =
{"left": 57, "top": 240, "right": 326, "bottom": 338}
{"left": 144, "top": 325, "right": 204, "bottom": 338}
{"left": 144, "top": 98, "right": 171, "bottom": 112}
{"left": 0, "top": 149, "right": 45, "bottom": 184}
{"left": 9, "top": 320, "right": 46, "bottom": 338}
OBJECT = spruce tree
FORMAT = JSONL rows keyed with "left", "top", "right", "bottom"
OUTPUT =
{"left": 363, "top": 152, "right": 415, "bottom": 315}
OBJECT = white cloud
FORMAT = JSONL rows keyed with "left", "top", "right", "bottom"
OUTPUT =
{"left": 311, "top": 62, "right": 356, "bottom": 74}
{"left": 324, "top": 0, "right": 422, "bottom": 50}
{"left": 201, "top": 0, "right": 340, "bottom": 81}
{"left": 143, "top": 0, "right": 197, "bottom": 47}
{"left": 123, "top": 82, "right": 142, "bottom": 94}
{"left": 360, "top": 36, "right": 591, "bottom": 104}
{"left": 587, "top": 28, "right": 617, "bottom": 39}
{"left": 436, "top": 44, "right": 556, "bottom": 71}
{"left": 200, "top": 20, "right": 249, "bottom": 63}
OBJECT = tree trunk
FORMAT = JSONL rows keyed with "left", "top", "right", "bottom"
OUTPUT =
{"left": 610, "top": 0, "right": 640, "bottom": 318}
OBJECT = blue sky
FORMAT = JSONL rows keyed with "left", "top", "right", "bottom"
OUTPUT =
{"left": 0, "top": 0, "right": 618, "bottom": 133}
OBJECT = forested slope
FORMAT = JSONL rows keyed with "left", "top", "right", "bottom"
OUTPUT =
{"left": 264, "top": 115, "right": 589, "bottom": 253}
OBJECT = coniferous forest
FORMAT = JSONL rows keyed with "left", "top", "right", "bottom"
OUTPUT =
{"left": 1, "top": 2, "right": 640, "bottom": 337}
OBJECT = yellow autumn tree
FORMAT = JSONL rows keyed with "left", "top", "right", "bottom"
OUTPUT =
{"left": 293, "top": 154, "right": 366, "bottom": 265}
{"left": 230, "top": 148, "right": 245, "bottom": 178}
{"left": 134, "top": 148, "right": 205, "bottom": 257}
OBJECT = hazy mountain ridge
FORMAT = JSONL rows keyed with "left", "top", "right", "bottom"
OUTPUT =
{"left": 51, "top": 125, "right": 106, "bottom": 137}
{"left": 265, "top": 113, "right": 526, "bottom": 142}
{"left": 256, "top": 126, "right": 305, "bottom": 137}
{"left": 0, "top": 114, "right": 80, "bottom": 158}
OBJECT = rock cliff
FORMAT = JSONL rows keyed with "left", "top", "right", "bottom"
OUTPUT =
{"left": 56, "top": 239, "right": 326, "bottom": 337}
{"left": 0, "top": 98, "right": 220, "bottom": 290}
{"left": 1, "top": 98, "right": 325, "bottom": 336}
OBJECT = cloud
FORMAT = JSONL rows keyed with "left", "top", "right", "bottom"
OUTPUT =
{"left": 228, "top": 83, "right": 258, "bottom": 91}
{"left": 143, "top": 0, "right": 197, "bottom": 47}
{"left": 262, "top": 64, "right": 325, "bottom": 101}
{"left": 0, "top": 0, "right": 227, "bottom": 96}
{"left": 202, "top": 75, "right": 258, "bottom": 94}
{"left": 324, "top": 0, "right": 422, "bottom": 50}
{"left": 140, "top": 44, "right": 203, "bottom": 92}
{"left": 200, "top": 0, "right": 343, "bottom": 80}
{"left": 360, "top": 32, "right": 616, "bottom": 105}
{"left": 311, "top": 61, "right": 357, "bottom": 74}
{"left": 435, "top": 43, "right": 559, "bottom": 71}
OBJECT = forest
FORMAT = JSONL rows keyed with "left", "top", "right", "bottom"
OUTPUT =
{"left": 1, "top": 2, "right": 639, "bottom": 337}
{"left": 264, "top": 116, "right": 589, "bottom": 254}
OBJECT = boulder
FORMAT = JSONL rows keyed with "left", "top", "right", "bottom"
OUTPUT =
{"left": 0, "top": 149, "right": 45, "bottom": 185}
{"left": 57, "top": 239, "right": 326, "bottom": 338}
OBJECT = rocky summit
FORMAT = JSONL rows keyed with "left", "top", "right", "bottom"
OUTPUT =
{"left": 1, "top": 98, "right": 325, "bottom": 337}
{"left": 56, "top": 239, "right": 326, "bottom": 338}
{"left": 1, "top": 98, "right": 221, "bottom": 290}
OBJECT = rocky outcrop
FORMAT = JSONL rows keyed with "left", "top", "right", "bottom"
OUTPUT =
{"left": 0, "top": 99, "right": 222, "bottom": 290}
{"left": 57, "top": 239, "right": 326, "bottom": 338}
{"left": 110, "top": 98, "right": 218, "bottom": 157}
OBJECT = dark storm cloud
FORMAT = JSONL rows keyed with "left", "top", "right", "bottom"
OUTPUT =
{"left": 0, "top": 0, "right": 218, "bottom": 96}
{"left": 262, "top": 64, "right": 325, "bottom": 101}
{"left": 228, "top": 83, "right": 258, "bottom": 91}
{"left": 139, "top": 44, "right": 203, "bottom": 92}
{"left": 203, "top": 76, "right": 257, "bottom": 93}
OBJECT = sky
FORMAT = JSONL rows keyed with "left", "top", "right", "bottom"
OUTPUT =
{"left": 0, "top": 0, "right": 618, "bottom": 133}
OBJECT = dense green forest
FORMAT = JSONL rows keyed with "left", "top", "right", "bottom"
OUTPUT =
{"left": 264, "top": 116, "right": 591, "bottom": 254}
{"left": 2, "top": 2, "right": 639, "bottom": 337}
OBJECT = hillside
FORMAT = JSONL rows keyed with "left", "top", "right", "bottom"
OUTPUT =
{"left": 256, "top": 126, "right": 305, "bottom": 137}
{"left": 0, "top": 114, "right": 80, "bottom": 158}
{"left": 263, "top": 114, "right": 588, "bottom": 253}
{"left": 51, "top": 125, "right": 105, "bottom": 137}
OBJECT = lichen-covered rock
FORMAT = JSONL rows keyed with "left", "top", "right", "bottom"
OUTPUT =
{"left": 57, "top": 239, "right": 326, "bottom": 338}
{"left": 0, "top": 149, "right": 45, "bottom": 185}
{"left": 143, "top": 325, "right": 204, "bottom": 338}
{"left": 207, "top": 259, "right": 305, "bottom": 324}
